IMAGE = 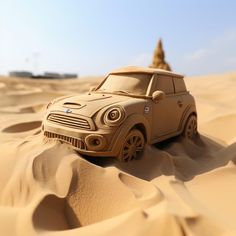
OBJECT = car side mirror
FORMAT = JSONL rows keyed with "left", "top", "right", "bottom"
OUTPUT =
{"left": 152, "top": 90, "right": 165, "bottom": 103}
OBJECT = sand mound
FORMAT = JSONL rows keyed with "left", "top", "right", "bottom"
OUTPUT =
{"left": 2, "top": 121, "right": 42, "bottom": 133}
{"left": 0, "top": 133, "right": 235, "bottom": 235}
{"left": 0, "top": 72, "right": 235, "bottom": 235}
{"left": 0, "top": 82, "right": 6, "bottom": 89}
{"left": 0, "top": 136, "right": 162, "bottom": 234}
{"left": 200, "top": 114, "right": 236, "bottom": 144}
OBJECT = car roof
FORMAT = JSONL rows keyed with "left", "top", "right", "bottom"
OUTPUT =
{"left": 109, "top": 66, "right": 184, "bottom": 78}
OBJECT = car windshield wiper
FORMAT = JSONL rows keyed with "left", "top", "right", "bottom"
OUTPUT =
{"left": 112, "top": 90, "right": 132, "bottom": 95}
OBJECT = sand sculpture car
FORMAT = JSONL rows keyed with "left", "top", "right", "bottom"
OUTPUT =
{"left": 42, "top": 66, "right": 197, "bottom": 161}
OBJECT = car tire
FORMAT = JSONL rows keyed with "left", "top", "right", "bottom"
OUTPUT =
{"left": 118, "top": 129, "right": 145, "bottom": 162}
{"left": 183, "top": 115, "right": 198, "bottom": 139}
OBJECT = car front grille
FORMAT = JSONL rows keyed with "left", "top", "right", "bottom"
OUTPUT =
{"left": 44, "top": 131, "right": 86, "bottom": 150}
{"left": 47, "top": 113, "right": 91, "bottom": 130}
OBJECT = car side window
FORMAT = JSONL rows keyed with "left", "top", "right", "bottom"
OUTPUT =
{"left": 173, "top": 77, "right": 187, "bottom": 93}
{"left": 155, "top": 76, "right": 174, "bottom": 95}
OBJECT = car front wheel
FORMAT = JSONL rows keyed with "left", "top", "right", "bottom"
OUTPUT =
{"left": 183, "top": 115, "right": 198, "bottom": 139}
{"left": 118, "top": 129, "right": 145, "bottom": 162}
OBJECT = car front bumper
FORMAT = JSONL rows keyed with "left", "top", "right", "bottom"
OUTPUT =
{"left": 42, "top": 120, "right": 120, "bottom": 157}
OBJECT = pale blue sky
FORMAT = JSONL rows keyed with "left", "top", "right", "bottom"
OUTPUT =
{"left": 0, "top": 0, "right": 236, "bottom": 76}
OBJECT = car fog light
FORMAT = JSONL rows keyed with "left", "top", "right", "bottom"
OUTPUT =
{"left": 85, "top": 134, "right": 106, "bottom": 151}
{"left": 92, "top": 139, "right": 100, "bottom": 146}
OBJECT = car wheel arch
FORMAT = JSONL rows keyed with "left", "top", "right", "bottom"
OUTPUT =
{"left": 111, "top": 114, "right": 151, "bottom": 156}
{"left": 133, "top": 123, "right": 147, "bottom": 142}
{"left": 180, "top": 110, "right": 197, "bottom": 133}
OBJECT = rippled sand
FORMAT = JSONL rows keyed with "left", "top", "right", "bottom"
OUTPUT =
{"left": 0, "top": 73, "right": 235, "bottom": 236}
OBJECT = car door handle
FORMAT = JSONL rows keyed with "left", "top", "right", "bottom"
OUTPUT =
{"left": 177, "top": 100, "right": 183, "bottom": 107}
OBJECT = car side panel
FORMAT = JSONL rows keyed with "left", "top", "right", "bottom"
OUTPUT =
{"left": 153, "top": 93, "right": 185, "bottom": 138}
{"left": 178, "top": 93, "right": 197, "bottom": 132}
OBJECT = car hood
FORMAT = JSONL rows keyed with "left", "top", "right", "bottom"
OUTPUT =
{"left": 50, "top": 93, "right": 133, "bottom": 117}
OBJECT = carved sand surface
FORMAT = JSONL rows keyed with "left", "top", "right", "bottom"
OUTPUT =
{"left": 0, "top": 73, "right": 235, "bottom": 236}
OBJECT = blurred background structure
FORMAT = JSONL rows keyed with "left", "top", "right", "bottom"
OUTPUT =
{"left": 149, "top": 39, "right": 171, "bottom": 71}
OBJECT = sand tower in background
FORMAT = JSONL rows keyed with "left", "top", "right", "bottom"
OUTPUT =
{"left": 150, "top": 39, "right": 171, "bottom": 71}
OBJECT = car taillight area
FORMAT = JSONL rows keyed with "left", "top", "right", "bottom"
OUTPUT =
{"left": 47, "top": 113, "right": 92, "bottom": 130}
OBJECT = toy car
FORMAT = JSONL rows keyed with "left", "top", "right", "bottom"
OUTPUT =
{"left": 42, "top": 66, "right": 197, "bottom": 161}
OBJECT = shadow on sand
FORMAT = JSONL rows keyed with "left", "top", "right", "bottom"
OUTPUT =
{"left": 83, "top": 134, "right": 235, "bottom": 181}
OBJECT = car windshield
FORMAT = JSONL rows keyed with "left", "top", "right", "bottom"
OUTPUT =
{"left": 96, "top": 73, "right": 152, "bottom": 96}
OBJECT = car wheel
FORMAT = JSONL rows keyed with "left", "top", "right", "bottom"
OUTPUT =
{"left": 183, "top": 115, "right": 198, "bottom": 139}
{"left": 118, "top": 129, "right": 145, "bottom": 162}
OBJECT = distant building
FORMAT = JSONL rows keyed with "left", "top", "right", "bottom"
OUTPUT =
{"left": 9, "top": 70, "right": 78, "bottom": 79}
{"left": 43, "top": 72, "right": 62, "bottom": 78}
{"left": 42, "top": 72, "right": 78, "bottom": 79}
{"left": 9, "top": 71, "right": 33, "bottom": 78}
{"left": 62, "top": 73, "right": 78, "bottom": 79}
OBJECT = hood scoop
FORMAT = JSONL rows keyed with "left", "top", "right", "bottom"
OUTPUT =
{"left": 63, "top": 102, "right": 86, "bottom": 109}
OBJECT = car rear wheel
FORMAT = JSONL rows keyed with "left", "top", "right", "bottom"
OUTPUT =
{"left": 118, "top": 129, "right": 145, "bottom": 162}
{"left": 183, "top": 115, "right": 198, "bottom": 139}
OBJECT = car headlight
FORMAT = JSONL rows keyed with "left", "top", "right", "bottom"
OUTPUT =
{"left": 104, "top": 106, "right": 126, "bottom": 126}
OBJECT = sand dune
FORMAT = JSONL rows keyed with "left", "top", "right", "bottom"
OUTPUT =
{"left": 0, "top": 72, "right": 235, "bottom": 235}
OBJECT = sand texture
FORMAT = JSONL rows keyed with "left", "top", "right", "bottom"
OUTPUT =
{"left": 0, "top": 73, "right": 235, "bottom": 236}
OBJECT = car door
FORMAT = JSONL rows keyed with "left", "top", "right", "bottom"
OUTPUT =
{"left": 152, "top": 75, "right": 184, "bottom": 139}
{"left": 173, "top": 76, "right": 189, "bottom": 122}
